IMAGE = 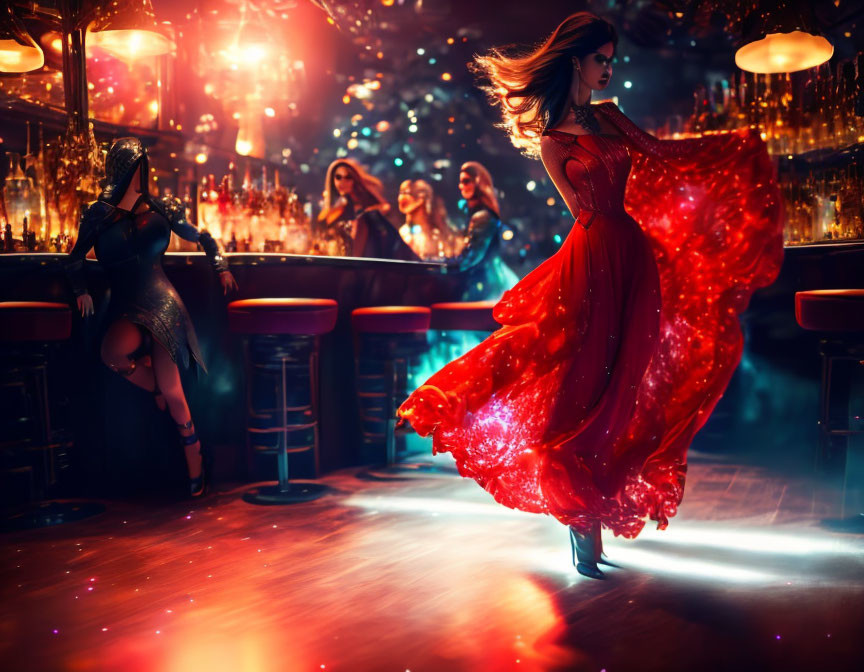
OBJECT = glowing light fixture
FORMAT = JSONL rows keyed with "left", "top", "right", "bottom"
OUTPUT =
{"left": 736, "top": 31, "right": 833, "bottom": 74}
{"left": 39, "top": 31, "right": 63, "bottom": 55}
{"left": 735, "top": 0, "right": 832, "bottom": 74}
{"left": 0, "top": 5, "right": 44, "bottom": 73}
{"left": 88, "top": 0, "right": 175, "bottom": 59}
{"left": 235, "top": 95, "right": 266, "bottom": 158}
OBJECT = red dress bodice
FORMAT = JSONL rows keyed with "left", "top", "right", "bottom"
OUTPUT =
{"left": 542, "top": 131, "right": 630, "bottom": 220}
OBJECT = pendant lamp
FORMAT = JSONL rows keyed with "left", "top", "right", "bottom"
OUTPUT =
{"left": 0, "top": 5, "right": 44, "bottom": 73}
{"left": 735, "top": 0, "right": 833, "bottom": 74}
{"left": 88, "top": 0, "right": 174, "bottom": 59}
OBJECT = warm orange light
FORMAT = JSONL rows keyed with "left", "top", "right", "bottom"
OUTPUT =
{"left": 347, "top": 83, "right": 372, "bottom": 99}
{"left": 0, "top": 6, "right": 44, "bottom": 73}
{"left": 441, "top": 72, "right": 452, "bottom": 81}
{"left": 735, "top": 31, "right": 833, "bottom": 74}
{"left": 39, "top": 31, "right": 64, "bottom": 54}
{"left": 195, "top": 153, "right": 208, "bottom": 164}
{"left": 89, "top": 29, "right": 174, "bottom": 59}
{"left": 0, "top": 44, "right": 44, "bottom": 72}
{"left": 221, "top": 43, "right": 268, "bottom": 67}
{"left": 88, "top": 0, "right": 174, "bottom": 59}
{"left": 235, "top": 100, "right": 265, "bottom": 158}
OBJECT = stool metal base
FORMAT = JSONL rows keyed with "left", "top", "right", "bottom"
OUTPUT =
{"left": 1, "top": 500, "right": 105, "bottom": 533}
{"left": 358, "top": 461, "right": 459, "bottom": 481}
{"left": 243, "top": 482, "right": 331, "bottom": 505}
{"left": 358, "top": 450, "right": 460, "bottom": 481}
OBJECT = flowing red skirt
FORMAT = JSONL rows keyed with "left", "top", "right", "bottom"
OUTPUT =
{"left": 398, "top": 122, "right": 783, "bottom": 538}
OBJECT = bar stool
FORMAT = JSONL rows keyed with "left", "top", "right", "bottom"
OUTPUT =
{"left": 795, "top": 289, "right": 864, "bottom": 530}
{"left": 228, "top": 298, "right": 338, "bottom": 504}
{"left": 430, "top": 300, "right": 499, "bottom": 332}
{"left": 408, "top": 301, "right": 502, "bottom": 474}
{"left": 430, "top": 301, "right": 499, "bottom": 359}
{"left": 351, "top": 306, "right": 431, "bottom": 470}
{"left": 0, "top": 301, "right": 105, "bottom": 531}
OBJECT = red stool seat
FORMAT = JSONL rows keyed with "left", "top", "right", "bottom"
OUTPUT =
{"left": 0, "top": 302, "right": 72, "bottom": 342}
{"left": 795, "top": 290, "right": 864, "bottom": 332}
{"left": 352, "top": 306, "right": 431, "bottom": 333}
{"left": 430, "top": 301, "right": 499, "bottom": 331}
{"left": 228, "top": 298, "right": 338, "bottom": 335}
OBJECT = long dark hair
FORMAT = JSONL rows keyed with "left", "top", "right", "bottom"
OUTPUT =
{"left": 460, "top": 162, "right": 500, "bottom": 219}
{"left": 322, "top": 158, "right": 389, "bottom": 212}
{"left": 472, "top": 12, "right": 617, "bottom": 157}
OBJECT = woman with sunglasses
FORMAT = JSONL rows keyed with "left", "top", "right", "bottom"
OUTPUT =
{"left": 454, "top": 161, "right": 518, "bottom": 300}
{"left": 396, "top": 179, "right": 456, "bottom": 261}
{"left": 319, "top": 159, "right": 417, "bottom": 260}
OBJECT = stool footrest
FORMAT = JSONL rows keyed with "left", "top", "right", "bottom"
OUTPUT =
{"left": 248, "top": 422, "right": 317, "bottom": 433}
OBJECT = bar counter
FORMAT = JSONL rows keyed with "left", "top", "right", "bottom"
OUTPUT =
{"left": 1, "top": 242, "right": 863, "bottom": 493}
{"left": 0, "top": 252, "right": 467, "bottom": 491}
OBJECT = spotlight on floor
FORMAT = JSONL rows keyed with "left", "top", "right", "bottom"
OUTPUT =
{"left": 627, "top": 522, "right": 864, "bottom": 557}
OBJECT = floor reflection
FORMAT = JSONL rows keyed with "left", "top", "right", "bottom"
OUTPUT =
{"left": 1, "top": 455, "right": 862, "bottom": 671}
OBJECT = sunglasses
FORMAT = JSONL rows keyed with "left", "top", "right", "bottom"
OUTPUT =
{"left": 459, "top": 177, "right": 474, "bottom": 185}
{"left": 334, "top": 173, "right": 353, "bottom": 181}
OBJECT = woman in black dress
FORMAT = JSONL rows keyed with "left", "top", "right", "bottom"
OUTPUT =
{"left": 65, "top": 138, "right": 238, "bottom": 496}
{"left": 318, "top": 158, "right": 418, "bottom": 260}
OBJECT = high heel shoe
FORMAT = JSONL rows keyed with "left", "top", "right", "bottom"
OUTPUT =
{"left": 590, "top": 521, "right": 620, "bottom": 568}
{"left": 569, "top": 524, "right": 606, "bottom": 580}
{"left": 179, "top": 421, "right": 210, "bottom": 497}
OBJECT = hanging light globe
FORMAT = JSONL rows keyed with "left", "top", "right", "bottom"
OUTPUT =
{"left": 88, "top": 0, "right": 175, "bottom": 60}
{"left": 0, "top": 6, "right": 44, "bottom": 73}
{"left": 735, "top": 0, "right": 833, "bottom": 74}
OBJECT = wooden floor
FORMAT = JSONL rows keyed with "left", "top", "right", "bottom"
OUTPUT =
{"left": 1, "top": 451, "right": 863, "bottom": 672}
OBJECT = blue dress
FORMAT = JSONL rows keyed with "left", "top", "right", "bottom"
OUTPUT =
{"left": 456, "top": 203, "right": 518, "bottom": 301}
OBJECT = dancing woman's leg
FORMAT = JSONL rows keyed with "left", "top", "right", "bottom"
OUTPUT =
{"left": 569, "top": 519, "right": 605, "bottom": 580}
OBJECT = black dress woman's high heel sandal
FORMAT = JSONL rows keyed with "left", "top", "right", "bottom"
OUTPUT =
{"left": 179, "top": 420, "right": 210, "bottom": 497}
{"left": 569, "top": 522, "right": 606, "bottom": 580}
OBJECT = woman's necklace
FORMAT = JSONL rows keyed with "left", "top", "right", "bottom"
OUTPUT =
{"left": 571, "top": 101, "right": 601, "bottom": 135}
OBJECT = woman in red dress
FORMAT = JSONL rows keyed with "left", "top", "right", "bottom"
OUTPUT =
{"left": 396, "top": 12, "right": 784, "bottom": 578}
